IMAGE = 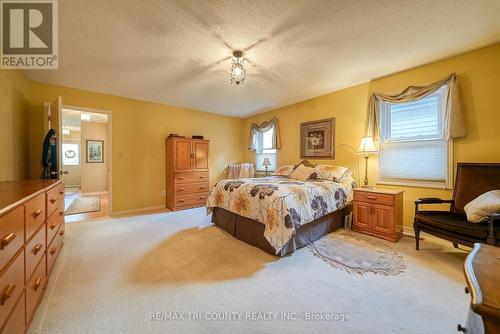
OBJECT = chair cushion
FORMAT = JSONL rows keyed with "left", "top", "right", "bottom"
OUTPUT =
{"left": 415, "top": 211, "right": 488, "bottom": 238}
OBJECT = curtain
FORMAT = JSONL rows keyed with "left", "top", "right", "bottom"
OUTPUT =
{"left": 248, "top": 118, "right": 281, "bottom": 152}
{"left": 366, "top": 73, "right": 466, "bottom": 140}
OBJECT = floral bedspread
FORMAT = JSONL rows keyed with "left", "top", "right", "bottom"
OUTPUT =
{"left": 206, "top": 176, "right": 354, "bottom": 254}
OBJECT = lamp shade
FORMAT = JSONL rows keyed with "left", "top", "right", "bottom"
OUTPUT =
{"left": 262, "top": 158, "right": 271, "bottom": 167}
{"left": 358, "top": 137, "right": 378, "bottom": 153}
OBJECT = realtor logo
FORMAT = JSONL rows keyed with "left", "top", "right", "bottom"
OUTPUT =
{"left": 1, "top": 0, "right": 58, "bottom": 69}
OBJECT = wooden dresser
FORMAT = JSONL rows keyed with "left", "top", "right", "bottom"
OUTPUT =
{"left": 352, "top": 188, "right": 403, "bottom": 242}
{"left": 459, "top": 243, "right": 500, "bottom": 334}
{"left": 166, "top": 137, "right": 209, "bottom": 211}
{"left": 0, "top": 180, "right": 65, "bottom": 333}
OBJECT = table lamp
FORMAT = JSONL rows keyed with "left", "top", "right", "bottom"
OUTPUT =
{"left": 358, "top": 137, "right": 378, "bottom": 188}
{"left": 262, "top": 158, "right": 271, "bottom": 176}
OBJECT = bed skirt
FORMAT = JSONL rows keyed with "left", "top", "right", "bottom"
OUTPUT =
{"left": 211, "top": 206, "right": 350, "bottom": 256}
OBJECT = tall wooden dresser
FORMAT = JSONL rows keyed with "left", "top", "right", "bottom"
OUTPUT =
{"left": 0, "top": 180, "right": 65, "bottom": 333}
{"left": 166, "top": 137, "right": 209, "bottom": 211}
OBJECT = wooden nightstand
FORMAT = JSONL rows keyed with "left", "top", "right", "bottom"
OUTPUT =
{"left": 352, "top": 188, "right": 404, "bottom": 242}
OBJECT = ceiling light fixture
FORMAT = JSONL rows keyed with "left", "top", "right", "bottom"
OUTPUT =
{"left": 230, "top": 50, "right": 246, "bottom": 86}
{"left": 81, "top": 112, "right": 91, "bottom": 121}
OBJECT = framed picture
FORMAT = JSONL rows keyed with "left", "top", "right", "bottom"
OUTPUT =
{"left": 300, "top": 118, "right": 335, "bottom": 158}
{"left": 86, "top": 140, "right": 104, "bottom": 163}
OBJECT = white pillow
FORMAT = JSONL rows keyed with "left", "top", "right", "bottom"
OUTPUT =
{"left": 288, "top": 164, "right": 315, "bottom": 181}
{"left": 274, "top": 165, "right": 295, "bottom": 176}
{"left": 313, "top": 164, "right": 349, "bottom": 182}
{"left": 464, "top": 190, "right": 500, "bottom": 223}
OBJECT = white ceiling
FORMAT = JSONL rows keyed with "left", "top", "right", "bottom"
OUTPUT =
{"left": 25, "top": 0, "right": 500, "bottom": 118}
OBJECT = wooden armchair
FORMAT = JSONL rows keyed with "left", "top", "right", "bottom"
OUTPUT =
{"left": 413, "top": 163, "right": 500, "bottom": 250}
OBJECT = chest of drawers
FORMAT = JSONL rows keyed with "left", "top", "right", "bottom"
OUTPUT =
{"left": 0, "top": 180, "right": 66, "bottom": 333}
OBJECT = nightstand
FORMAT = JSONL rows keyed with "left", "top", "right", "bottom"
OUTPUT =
{"left": 352, "top": 188, "right": 404, "bottom": 242}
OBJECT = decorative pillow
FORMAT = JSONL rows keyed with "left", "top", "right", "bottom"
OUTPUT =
{"left": 288, "top": 164, "right": 315, "bottom": 181}
{"left": 313, "top": 164, "right": 349, "bottom": 182}
{"left": 464, "top": 190, "right": 500, "bottom": 223}
{"left": 274, "top": 165, "right": 295, "bottom": 176}
{"left": 294, "top": 160, "right": 316, "bottom": 169}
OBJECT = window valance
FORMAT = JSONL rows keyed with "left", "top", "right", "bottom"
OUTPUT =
{"left": 248, "top": 118, "right": 281, "bottom": 152}
{"left": 366, "top": 73, "right": 466, "bottom": 140}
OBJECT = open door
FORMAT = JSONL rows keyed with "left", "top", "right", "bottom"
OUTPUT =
{"left": 47, "top": 96, "right": 65, "bottom": 179}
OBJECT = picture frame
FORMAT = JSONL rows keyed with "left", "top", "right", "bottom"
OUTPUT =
{"left": 86, "top": 140, "right": 104, "bottom": 163}
{"left": 300, "top": 118, "right": 335, "bottom": 158}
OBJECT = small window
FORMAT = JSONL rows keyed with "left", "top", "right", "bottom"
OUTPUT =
{"left": 63, "top": 143, "right": 79, "bottom": 166}
{"left": 256, "top": 127, "right": 277, "bottom": 172}
{"left": 379, "top": 87, "right": 452, "bottom": 188}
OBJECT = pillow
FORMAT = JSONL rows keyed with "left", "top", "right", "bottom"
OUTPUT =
{"left": 288, "top": 164, "right": 315, "bottom": 181}
{"left": 274, "top": 165, "right": 295, "bottom": 176}
{"left": 464, "top": 190, "right": 500, "bottom": 223}
{"left": 313, "top": 164, "right": 349, "bottom": 182}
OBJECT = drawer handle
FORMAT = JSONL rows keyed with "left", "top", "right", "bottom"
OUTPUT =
{"left": 199, "top": 186, "right": 206, "bottom": 189}
{"left": 367, "top": 196, "right": 377, "bottom": 200}
{"left": 50, "top": 198, "right": 57, "bottom": 204}
{"left": 50, "top": 223, "right": 58, "bottom": 230}
{"left": 34, "top": 209, "right": 43, "bottom": 217}
{"left": 178, "top": 176, "right": 185, "bottom": 180}
{"left": 50, "top": 247, "right": 57, "bottom": 255}
{"left": 33, "top": 243, "right": 43, "bottom": 255}
{"left": 199, "top": 196, "right": 205, "bottom": 200}
{"left": 178, "top": 199, "right": 185, "bottom": 203}
{"left": 0, "top": 284, "right": 16, "bottom": 305}
{"left": 59, "top": 191, "right": 64, "bottom": 195}
{"left": 0, "top": 233, "right": 16, "bottom": 250}
{"left": 59, "top": 211, "right": 64, "bottom": 216}
{"left": 33, "top": 278, "right": 42, "bottom": 291}
{"left": 178, "top": 188, "right": 185, "bottom": 191}
{"left": 199, "top": 175, "right": 205, "bottom": 179}
{"left": 59, "top": 231, "right": 65, "bottom": 237}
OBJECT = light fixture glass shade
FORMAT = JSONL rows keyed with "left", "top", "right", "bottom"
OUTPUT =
{"left": 230, "top": 55, "right": 246, "bottom": 85}
{"left": 262, "top": 157, "right": 271, "bottom": 167}
{"left": 358, "top": 137, "right": 378, "bottom": 153}
{"left": 81, "top": 112, "right": 91, "bottom": 121}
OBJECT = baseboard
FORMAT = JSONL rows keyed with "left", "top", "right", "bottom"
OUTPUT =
{"left": 111, "top": 205, "right": 166, "bottom": 216}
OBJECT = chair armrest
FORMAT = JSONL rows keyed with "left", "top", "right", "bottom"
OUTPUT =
{"left": 414, "top": 198, "right": 454, "bottom": 213}
{"left": 486, "top": 213, "right": 500, "bottom": 245}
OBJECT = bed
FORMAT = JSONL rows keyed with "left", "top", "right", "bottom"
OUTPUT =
{"left": 206, "top": 172, "right": 355, "bottom": 256}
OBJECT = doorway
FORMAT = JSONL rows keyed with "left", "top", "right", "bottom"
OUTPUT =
{"left": 49, "top": 104, "right": 112, "bottom": 222}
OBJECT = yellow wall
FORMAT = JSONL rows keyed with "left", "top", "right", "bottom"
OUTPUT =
{"left": 243, "top": 43, "right": 500, "bottom": 229}
{"left": 28, "top": 82, "right": 243, "bottom": 213}
{"left": 0, "top": 70, "right": 30, "bottom": 181}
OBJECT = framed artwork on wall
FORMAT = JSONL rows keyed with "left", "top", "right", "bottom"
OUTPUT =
{"left": 86, "top": 140, "right": 104, "bottom": 163}
{"left": 300, "top": 118, "right": 335, "bottom": 158}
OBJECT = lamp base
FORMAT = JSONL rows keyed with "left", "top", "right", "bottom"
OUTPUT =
{"left": 361, "top": 184, "right": 374, "bottom": 189}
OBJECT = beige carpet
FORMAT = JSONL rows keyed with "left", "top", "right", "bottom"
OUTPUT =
{"left": 29, "top": 208, "right": 469, "bottom": 334}
{"left": 65, "top": 196, "right": 101, "bottom": 215}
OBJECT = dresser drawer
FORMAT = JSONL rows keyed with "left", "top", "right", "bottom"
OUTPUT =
{"left": 26, "top": 256, "right": 46, "bottom": 324}
{"left": 24, "top": 192, "right": 46, "bottom": 242}
{"left": 174, "top": 172, "right": 209, "bottom": 184}
{"left": 26, "top": 224, "right": 46, "bottom": 283}
{"left": 174, "top": 182, "right": 209, "bottom": 194}
{"left": 0, "top": 207, "right": 24, "bottom": 272}
{"left": 47, "top": 232, "right": 62, "bottom": 275}
{"left": 0, "top": 292, "right": 25, "bottom": 334}
{"left": 0, "top": 250, "right": 24, "bottom": 328}
{"left": 46, "top": 183, "right": 65, "bottom": 217}
{"left": 175, "top": 192, "right": 208, "bottom": 207}
{"left": 47, "top": 210, "right": 63, "bottom": 246}
{"left": 354, "top": 191, "right": 394, "bottom": 206}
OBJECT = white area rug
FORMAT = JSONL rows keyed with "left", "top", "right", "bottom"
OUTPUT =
{"left": 309, "top": 230, "right": 406, "bottom": 276}
{"left": 29, "top": 208, "right": 468, "bottom": 334}
{"left": 65, "top": 196, "right": 100, "bottom": 215}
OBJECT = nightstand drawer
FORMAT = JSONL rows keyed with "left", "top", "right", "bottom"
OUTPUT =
{"left": 354, "top": 191, "right": 394, "bottom": 206}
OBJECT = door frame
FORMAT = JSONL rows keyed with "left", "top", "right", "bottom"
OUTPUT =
{"left": 62, "top": 104, "right": 114, "bottom": 215}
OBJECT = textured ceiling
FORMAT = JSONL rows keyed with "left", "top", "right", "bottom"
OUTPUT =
{"left": 25, "top": 0, "right": 500, "bottom": 117}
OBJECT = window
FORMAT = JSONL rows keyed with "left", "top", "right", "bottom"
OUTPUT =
{"left": 62, "top": 143, "right": 79, "bottom": 166}
{"left": 256, "top": 127, "right": 277, "bottom": 171}
{"left": 379, "top": 86, "right": 452, "bottom": 188}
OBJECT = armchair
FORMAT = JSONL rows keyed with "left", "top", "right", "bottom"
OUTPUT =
{"left": 413, "top": 163, "right": 500, "bottom": 250}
